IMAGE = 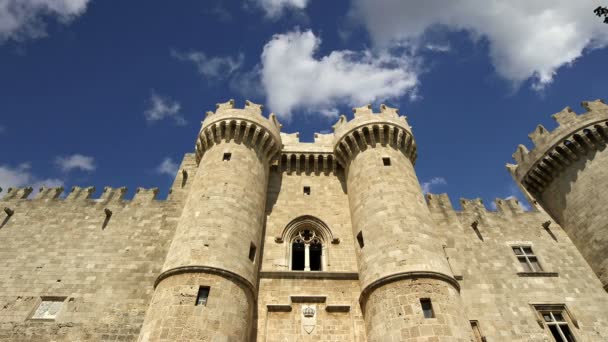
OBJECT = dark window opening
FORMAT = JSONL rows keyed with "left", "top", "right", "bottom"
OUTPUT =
{"left": 470, "top": 321, "right": 485, "bottom": 342}
{"left": 539, "top": 307, "right": 576, "bottom": 342}
{"left": 303, "top": 186, "right": 311, "bottom": 195}
{"left": 513, "top": 246, "right": 543, "bottom": 272}
{"left": 472, "top": 224, "right": 483, "bottom": 241}
{"left": 420, "top": 298, "right": 435, "bottom": 318}
{"left": 291, "top": 242, "right": 305, "bottom": 270}
{"left": 310, "top": 243, "right": 322, "bottom": 271}
{"left": 223, "top": 153, "right": 232, "bottom": 161}
{"left": 196, "top": 286, "right": 210, "bottom": 306}
{"left": 248, "top": 243, "right": 257, "bottom": 262}
{"left": 382, "top": 157, "right": 391, "bottom": 166}
{"left": 356, "top": 231, "right": 364, "bottom": 248}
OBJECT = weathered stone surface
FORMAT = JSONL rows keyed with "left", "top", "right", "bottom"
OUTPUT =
{"left": 1, "top": 100, "right": 607, "bottom": 342}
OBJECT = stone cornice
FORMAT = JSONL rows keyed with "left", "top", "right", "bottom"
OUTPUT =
{"left": 359, "top": 271, "right": 460, "bottom": 305}
{"left": 155, "top": 265, "right": 256, "bottom": 298}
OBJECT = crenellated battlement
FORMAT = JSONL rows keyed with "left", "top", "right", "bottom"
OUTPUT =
{"left": 195, "top": 99, "right": 283, "bottom": 163}
{"left": 426, "top": 193, "right": 531, "bottom": 217}
{"left": 508, "top": 99, "right": 608, "bottom": 195}
{"left": 332, "top": 104, "right": 416, "bottom": 166}
{"left": 1, "top": 185, "right": 164, "bottom": 205}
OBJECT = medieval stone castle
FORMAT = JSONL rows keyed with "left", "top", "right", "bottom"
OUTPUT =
{"left": 0, "top": 99, "right": 607, "bottom": 341}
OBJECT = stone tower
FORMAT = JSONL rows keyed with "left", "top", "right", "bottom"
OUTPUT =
{"left": 138, "top": 100, "right": 282, "bottom": 341}
{"left": 332, "top": 105, "right": 471, "bottom": 341}
{"left": 509, "top": 99, "right": 608, "bottom": 291}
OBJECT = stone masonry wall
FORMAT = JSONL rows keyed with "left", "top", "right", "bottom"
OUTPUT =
{"left": 0, "top": 153, "right": 196, "bottom": 342}
{"left": 538, "top": 147, "right": 608, "bottom": 288}
{"left": 427, "top": 194, "right": 608, "bottom": 341}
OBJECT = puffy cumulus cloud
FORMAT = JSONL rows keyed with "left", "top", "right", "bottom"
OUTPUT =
{"left": 144, "top": 91, "right": 186, "bottom": 125}
{"left": 260, "top": 30, "right": 418, "bottom": 118}
{"left": 421, "top": 177, "right": 447, "bottom": 194}
{"left": 55, "top": 154, "right": 95, "bottom": 172}
{"left": 252, "top": 0, "right": 309, "bottom": 18}
{"left": 0, "top": 0, "right": 90, "bottom": 43}
{"left": 351, "top": 0, "right": 608, "bottom": 89}
{"left": 171, "top": 50, "right": 244, "bottom": 79}
{"left": 156, "top": 158, "right": 178, "bottom": 177}
{"left": 0, "top": 163, "right": 63, "bottom": 198}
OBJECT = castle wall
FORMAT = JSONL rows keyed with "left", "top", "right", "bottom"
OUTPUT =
{"left": 427, "top": 195, "right": 608, "bottom": 341}
{"left": 538, "top": 147, "right": 608, "bottom": 288}
{"left": 0, "top": 154, "right": 196, "bottom": 342}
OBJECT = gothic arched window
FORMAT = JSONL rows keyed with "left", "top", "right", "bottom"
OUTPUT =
{"left": 278, "top": 216, "right": 335, "bottom": 272}
{"left": 291, "top": 229, "right": 323, "bottom": 271}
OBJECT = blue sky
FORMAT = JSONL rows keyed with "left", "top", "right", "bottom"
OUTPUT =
{"left": 1, "top": 0, "right": 607, "bottom": 208}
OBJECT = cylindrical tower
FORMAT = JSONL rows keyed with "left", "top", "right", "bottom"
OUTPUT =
{"left": 333, "top": 104, "right": 471, "bottom": 341}
{"left": 509, "top": 99, "right": 608, "bottom": 291}
{"left": 138, "top": 100, "right": 282, "bottom": 341}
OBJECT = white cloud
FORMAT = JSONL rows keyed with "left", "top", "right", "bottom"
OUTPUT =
{"left": 0, "top": 0, "right": 90, "bottom": 43}
{"left": 144, "top": 91, "right": 186, "bottom": 125}
{"left": 351, "top": 0, "right": 608, "bottom": 89}
{"left": 319, "top": 108, "right": 339, "bottom": 118}
{"left": 260, "top": 29, "right": 418, "bottom": 118}
{"left": 425, "top": 43, "right": 450, "bottom": 52}
{"left": 171, "top": 50, "right": 244, "bottom": 79}
{"left": 156, "top": 158, "right": 178, "bottom": 177}
{"left": 55, "top": 154, "right": 95, "bottom": 172}
{"left": 252, "top": 0, "right": 309, "bottom": 18}
{"left": 0, "top": 163, "right": 63, "bottom": 197}
{"left": 421, "top": 176, "right": 447, "bottom": 194}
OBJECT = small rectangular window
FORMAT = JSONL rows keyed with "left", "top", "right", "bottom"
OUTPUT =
{"left": 470, "top": 320, "right": 484, "bottom": 342}
{"left": 356, "top": 231, "right": 364, "bottom": 248}
{"left": 382, "top": 157, "right": 391, "bottom": 166}
{"left": 512, "top": 246, "right": 543, "bottom": 272}
{"left": 420, "top": 298, "right": 434, "bottom": 318}
{"left": 535, "top": 305, "right": 577, "bottom": 342}
{"left": 31, "top": 297, "right": 65, "bottom": 320}
{"left": 196, "top": 286, "right": 210, "bottom": 306}
{"left": 249, "top": 243, "right": 257, "bottom": 262}
{"left": 303, "top": 186, "right": 311, "bottom": 195}
{"left": 223, "top": 153, "right": 231, "bottom": 161}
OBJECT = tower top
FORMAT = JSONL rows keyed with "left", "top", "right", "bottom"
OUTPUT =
{"left": 508, "top": 99, "right": 608, "bottom": 195}
{"left": 195, "top": 99, "right": 283, "bottom": 163}
{"left": 331, "top": 104, "right": 416, "bottom": 166}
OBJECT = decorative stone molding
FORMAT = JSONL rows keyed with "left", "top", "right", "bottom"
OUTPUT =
{"left": 195, "top": 100, "right": 282, "bottom": 163}
{"left": 276, "top": 215, "right": 336, "bottom": 245}
{"left": 277, "top": 152, "right": 341, "bottom": 174}
{"left": 154, "top": 265, "right": 256, "bottom": 299}
{"left": 359, "top": 271, "right": 460, "bottom": 305}
{"left": 332, "top": 104, "right": 416, "bottom": 167}
{"left": 508, "top": 99, "right": 608, "bottom": 195}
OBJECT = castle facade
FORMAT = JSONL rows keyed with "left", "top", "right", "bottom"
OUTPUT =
{"left": 0, "top": 99, "right": 607, "bottom": 341}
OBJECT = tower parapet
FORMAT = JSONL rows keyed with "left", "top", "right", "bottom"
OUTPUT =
{"left": 332, "top": 104, "right": 416, "bottom": 166}
{"left": 195, "top": 99, "right": 282, "bottom": 163}
{"left": 333, "top": 104, "right": 470, "bottom": 341}
{"left": 508, "top": 99, "right": 608, "bottom": 290}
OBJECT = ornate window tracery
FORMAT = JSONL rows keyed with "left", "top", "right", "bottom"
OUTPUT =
{"left": 291, "top": 229, "right": 323, "bottom": 271}
{"left": 278, "top": 216, "right": 335, "bottom": 272}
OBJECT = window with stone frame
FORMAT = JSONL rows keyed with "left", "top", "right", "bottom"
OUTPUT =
{"left": 512, "top": 246, "right": 543, "bottom": 272}
{"left": 291, "top": 229, "right": 323, "bottom": 271}
{"left": 30, "top": 297, "right": 66, "bottom": 320}
{"left": 534, "top": 305, "right": 577, "bottom": 342}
